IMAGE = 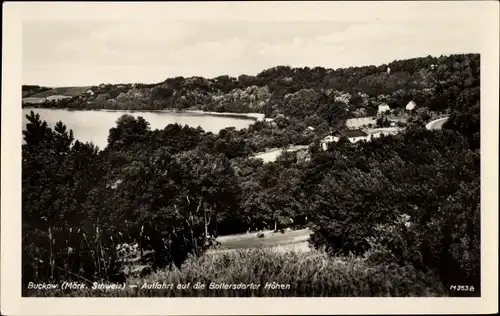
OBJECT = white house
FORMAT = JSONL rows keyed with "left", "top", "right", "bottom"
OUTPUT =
{"left": 307, "top": 126, "right": 315, "bottom": 131}
{"left": 86, "top": 89, "right": 94, "bottom": 96}
{"left": 344, "top": 129, "right": 370, "bottom": 143}
{"left": 406, "top": 101, "right": 417, "bottom": 111}
{"left": 387, "top": 67, "right": 391, "bottom": 74}
{"left": 378, "top": 103, "right": 391, "bottom": 114}
{"left": 368, "top": 127, "right": 401, "bottom": 139}
{"left": 321, "top": 135, "right": 340, "bottom": 150}
{"left": 321, "top": 129, "right": 370, "bottom": 150}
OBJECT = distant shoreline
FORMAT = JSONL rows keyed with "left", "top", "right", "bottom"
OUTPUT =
{"left": 22, "top": 107, "right": 265, "bottom": 122}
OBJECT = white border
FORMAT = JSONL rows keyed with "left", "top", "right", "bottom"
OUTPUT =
{"left": 2, "top": 1, "right": 498, "bottom": 315}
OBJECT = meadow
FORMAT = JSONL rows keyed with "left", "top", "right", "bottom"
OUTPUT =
{"left": 29, "top": 86, "right": 91, "bottom": 98}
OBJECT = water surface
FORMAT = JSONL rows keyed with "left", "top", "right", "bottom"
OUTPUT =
{"left": 22, "top": 108, "right": 256, "bottom": 149}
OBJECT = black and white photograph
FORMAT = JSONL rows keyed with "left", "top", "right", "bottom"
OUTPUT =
{"left": 2, "top": 1, "right": 498, "bottom": 315}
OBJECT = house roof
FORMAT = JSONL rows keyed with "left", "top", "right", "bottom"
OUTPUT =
{"left": 333, "top": 129, "right": 368, "bottom": 138}
{"left": 344, "top": 129, "right": 368, "bottom": 137}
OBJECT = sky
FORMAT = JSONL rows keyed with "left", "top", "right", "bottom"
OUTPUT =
{"left": 22, "top": 5, "right": 484, "bottom": 87}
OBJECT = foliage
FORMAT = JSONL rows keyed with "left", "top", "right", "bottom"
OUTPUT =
{"left": 22, "top": 85, "right": 52, "bottom": 98}
{"left": 25, "top": 54, "right": 480, "bottom": 123}
{"left": 306, "top": 127, "right": 480, "bottom": 293}
{"left": 22, "top": 112, "right": 242, "bottom": 285}
{"left": 376, "top": 116, "right": 391, "bottom": 127}
{"left": 443, "top": 87, "right": 480, "bottom": 149}
{"left": 25, "top": 248, "right": 447, "bottom": 297}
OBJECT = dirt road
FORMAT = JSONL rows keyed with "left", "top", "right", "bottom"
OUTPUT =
{"left": 425, "top": 117, "right": 449, "bottom": 130}
{"left": 208, "top": 228, "right": 312, "bottom": 253}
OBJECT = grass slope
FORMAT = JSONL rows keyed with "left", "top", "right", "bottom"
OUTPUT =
{"left": 25, "top": 248, "right": 446, "bottom": 297}
{"left": 30, "top": 86, "right": 91, "bottom": 98}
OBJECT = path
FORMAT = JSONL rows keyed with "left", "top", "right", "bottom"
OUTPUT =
{"left": 425, "top": 117, "right": 449, "bottom": 130}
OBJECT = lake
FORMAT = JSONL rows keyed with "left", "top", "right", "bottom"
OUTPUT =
{"left": 22, "top": 108, "right": 259, "bottom": 149}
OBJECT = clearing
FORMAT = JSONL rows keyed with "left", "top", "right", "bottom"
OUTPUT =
{"left": 30, "top": 86, "right": 91, "bottom": 98}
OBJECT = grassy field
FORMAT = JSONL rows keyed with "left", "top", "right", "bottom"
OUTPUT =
{"left": 25, "top": 247, "right": 446, "bottom": 297}
{"left": 30, "top": 86, "right": 91, "bottom": 98}
{"left": 22, "top": 97, "right": 46, "bottom": 104}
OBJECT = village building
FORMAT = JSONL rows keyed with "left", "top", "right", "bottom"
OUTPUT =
{"left": 321, "top": 129, "right": 370, "bottom": 150}
{"left": 377, "top": 103, "right": 391, "bottom": 115}
{"left": 307, "top": 126, "right": 315, "bottom": 131}
{"left": 321, "top": 135, "right": 339, "bottom": 150}
{"left": 85, "top": 89, "right": 94, "bottom": 96}
{"left": 406, "top": 100, "right": 417, "bottom": 111}
{"left": 343, "top": 129, "right": 370, "bottom": 143}
{"left": 369, "top": 127, "right": 401, "bottom": 140}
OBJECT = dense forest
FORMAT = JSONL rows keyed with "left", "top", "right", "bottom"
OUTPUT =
{"left": 22, "top": 54, "right": 480, "bottom": 296}
{"left": 25, "top": 54, "right": 479, "bottom": 117}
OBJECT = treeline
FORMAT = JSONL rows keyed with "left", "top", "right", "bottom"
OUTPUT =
{"left": 23, "top": 93, "right": 480, "bottom": 296}
{"left": 26, "top": 54, "right": 479, "bottom": 120}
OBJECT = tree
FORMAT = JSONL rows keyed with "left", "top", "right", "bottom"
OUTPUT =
{"left": 443, "top": 88, "right": 480, "bottom": 150}
{"left": 22, "top": 112, "right": 86, "bottom": 282}
{"left": 107, "top": 114, "right": 150, "bottom": 149}
{"left": 376, "top": 116, "right": 391, "bottom": 128}
{"left": 173, "top": 149, "right": 241, "bottom": 238}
